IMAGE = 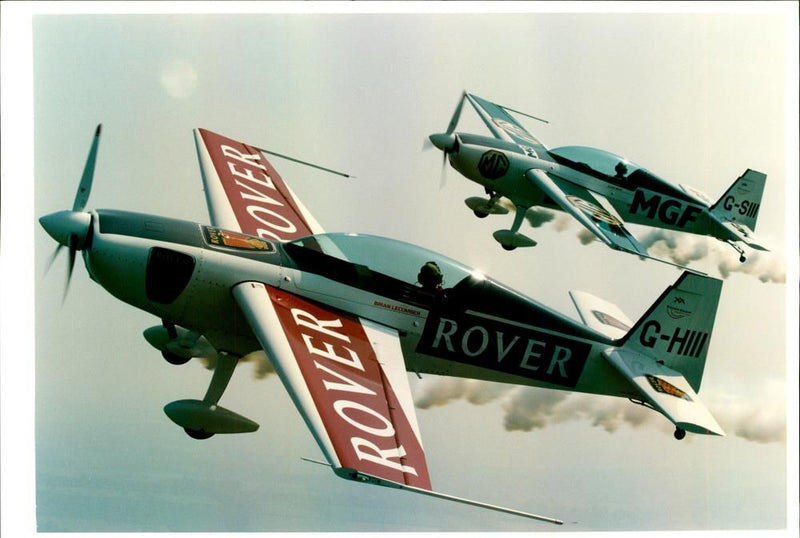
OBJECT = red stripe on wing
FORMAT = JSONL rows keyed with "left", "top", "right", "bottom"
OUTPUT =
{"left": 265, "top": 286, "right": 431, "bottom": 489}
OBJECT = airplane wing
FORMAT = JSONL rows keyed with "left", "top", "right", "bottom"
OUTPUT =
{"left": 194, "top": 128, "right": 324, "bottom": 240}
{"left": 603, "top": 348, "right": 724, "bottom": 436}
{"left": 233, "top": 281, "right": 562, "bottom": 524}
{"left": 525, "top": 169, "right": 649, "bottom": 256}
{"left": 466, "top": 93, "right": 550, "bottom": 157}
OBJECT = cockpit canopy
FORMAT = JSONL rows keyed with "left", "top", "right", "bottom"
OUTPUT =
{"left": 287, "top": 233, "right": 477, "bottom": 290}
{"left": 548, "top": 146, "right": 642, "bottom": 180}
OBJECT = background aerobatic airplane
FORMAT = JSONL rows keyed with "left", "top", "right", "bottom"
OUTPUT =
{"left": 42, "top": 125, "right": 729, "bottom": 525}
{"left": 428, "top": 92, "right": 768, "bottom": 263}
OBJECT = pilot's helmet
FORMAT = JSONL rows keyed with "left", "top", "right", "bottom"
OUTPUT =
{"left": 418, "top": 261, "right": 443, "bottom": 289}
{"left": 615, "top": 161, "right": 629, "bottom": 177}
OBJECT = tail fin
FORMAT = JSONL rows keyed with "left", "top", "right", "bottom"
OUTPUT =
{"left": 710, "top": 169, "right": 767, "bottom": 232}
{"left": 618, "top": 271, "right": 723, "bottom": 392}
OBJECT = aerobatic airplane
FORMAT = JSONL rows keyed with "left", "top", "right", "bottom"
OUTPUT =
{"left": 41, "top": 125, "right": 727, "bottom": 524}
{"left": 428, "top": 92, "right": 768, "bottom": 262}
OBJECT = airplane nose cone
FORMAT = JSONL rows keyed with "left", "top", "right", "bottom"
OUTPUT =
{"left": 39, "top": 210, "right": 92, "bottom": 249}
{"left": 428, "top": 133, "right": 457, "bottom": 152}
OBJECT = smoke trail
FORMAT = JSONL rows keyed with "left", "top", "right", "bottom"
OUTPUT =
{"left": 523, "top": 206, "right": 573, "bottom": 231}
{"left": 198, "top": 350, "right": 275, "bottom": 379}
{"left": 413, "top": 378, "right": 785, "bottom": 443}
{"left": 641, "top": 229, "right": 785, "bottom": 283}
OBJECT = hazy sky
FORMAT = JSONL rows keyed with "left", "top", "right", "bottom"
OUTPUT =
{"left": 2, "top": 2, "right": 798, "bottom": 536}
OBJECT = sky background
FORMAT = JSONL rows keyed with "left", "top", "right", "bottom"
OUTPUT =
{"left": 2, "top": 2, "right": 798, "bottom": 536}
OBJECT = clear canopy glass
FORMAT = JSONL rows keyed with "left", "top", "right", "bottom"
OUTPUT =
{"left": 288, "top": 233, "right": 475, "bottom": 289}
{"left": 549, "top": 145, "right": 642, "bottom": 180}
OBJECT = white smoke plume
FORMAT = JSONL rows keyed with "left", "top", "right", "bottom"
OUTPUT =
{"left": 641, "top": 229, "right": 786, "bottom": 283}
{"left": 413, "top": 378, "right": 785, "bottom": 443}
{"left": 523, "top": 206, "right": 573, "bottom": 231}
{"left": 519, "top": 207, "right": 784, "bottom": 283}
{"left": 198, "top": 350, "right": 275, "bottom": 379}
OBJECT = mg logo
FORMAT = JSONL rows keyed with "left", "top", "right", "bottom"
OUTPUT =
{"left": 478, "top": 150, "right": 509, "bottom": 180}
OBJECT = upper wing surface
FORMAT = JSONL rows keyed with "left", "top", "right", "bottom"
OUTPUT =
{"left": 466, "top": 93, "right": 549, "bottom": 156}
{"left": 233, "top": 282, "right": 432, "bottom": 489}
{"left": 194, "top": 128, "right": 324, "bottom": 240}
{"left": 526, "top": 169, "right": 649, "bottom": 256}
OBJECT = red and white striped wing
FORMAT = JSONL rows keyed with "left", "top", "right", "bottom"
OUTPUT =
{"left": 233, "top": 282, "right": 432, "bottom": 490}
{"left": 194, "top": 128, "right": 324, "bottom": 240}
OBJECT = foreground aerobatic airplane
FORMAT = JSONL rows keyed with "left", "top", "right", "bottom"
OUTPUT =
{"left": 41, "top": 125, "right": 727, "bottom": 524}
{"left": 428, "top": 92, "right": 768, "bottom": 262}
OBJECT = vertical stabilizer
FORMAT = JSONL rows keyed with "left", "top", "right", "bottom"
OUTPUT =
{"left": 710, "top": 169, "right": 766, "bottom": 232}
{"left": 619, "top": 272, "right": 723, "bottom": 392}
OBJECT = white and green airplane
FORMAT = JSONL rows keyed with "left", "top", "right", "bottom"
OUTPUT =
{"left": 429, "top": 92, "right": 768, "bottom": 263}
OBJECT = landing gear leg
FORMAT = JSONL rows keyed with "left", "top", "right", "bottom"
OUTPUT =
{"left": 728, "top": 241, "right": 747, "bottom": 263}
{"left": 493, "top": 205, "right": 537, "bottom": 251}
{"left": 182, "top": 351, "right": 240, "bottom": 440}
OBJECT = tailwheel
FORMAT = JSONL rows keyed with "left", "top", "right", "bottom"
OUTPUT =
{"left": 739, "top": 255, "right": 746, "bottom": 263}
{"left": 184, "top": 428, "right": 214, "bottom": 440}
{"left": 474, "top": 210, "right": 489, "bottom": 219}
{"left": 674, "top": 427, "right": 686, "bottom": 440}
{"left": 501, "top": 244, "right": 517, "bottom": 251}
{"left": 162, "top": 350, "right": 191, "bottom": 365}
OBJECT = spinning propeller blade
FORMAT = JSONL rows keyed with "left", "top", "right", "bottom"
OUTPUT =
{"left": 73, "top": 124, "right": 102, "bottom": 212}
{"left": 41, "top": 124, "right": 102, "bottom": 300}
{"left": 427, "top": 91, "right": 468, "bottom": 189}
{"left": 445, "top": 91, "right": 467, "bottom": 135}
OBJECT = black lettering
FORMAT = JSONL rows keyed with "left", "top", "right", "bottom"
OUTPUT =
{"left": 631, "top": 190, "right": 660, "bottom": 219}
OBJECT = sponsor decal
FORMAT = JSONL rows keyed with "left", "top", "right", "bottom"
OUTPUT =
{"left": 199, "top": 129, "right": 315, "bottom": 241}
{"left": 417, "top": 311, "right": 590, "bottom": 388}
{"left": 203, "top": 226, "right": 274, "bottom": 252}
{"left": 566, "top": 195, "right": 622, "bottom": 226}
{"left": 735, "top": 180, "right": 753, "bottom": 196}
{"left": 266, "top": 287, "right": 431, "bottom": 489}
{"left": 492, "top": 118, "right": 542, "bottom": 146}
{"left": 666, "top": 295, "right": 693, "bottom": 320}
{"left": 630, "top": 189, "right": 702, "bottom": 228}
{"left": 645, "top": 374, "right": 692, "bottom": 401}
{"left": 638, "top": 320, "right": 709, "bottom": 359}
{"left": 591, "top": 310, "right": 630, "bottom": 332}
{"left": 478, "top": 150, "right": 509, "bottom": 180}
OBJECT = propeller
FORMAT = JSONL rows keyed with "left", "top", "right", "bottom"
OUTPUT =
{"left": 425, "top": 92, "right": 468, "bottom": 189}
{"left": 40, "top": 124, "right": 102, "bottom": 300}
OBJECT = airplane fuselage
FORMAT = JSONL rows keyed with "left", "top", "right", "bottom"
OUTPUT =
{"left": 82, "top": 208, "right": 638, "bottom": 401}
{"left": 447, "top": 134, "right": 736, "bottom": 242}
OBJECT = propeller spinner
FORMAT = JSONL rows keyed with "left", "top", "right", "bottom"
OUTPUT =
{"left": 40, "top": 124, "right": 102, "bottom": 298}
{"left": 426, "top": 92, "right": 467, "bottom": 188}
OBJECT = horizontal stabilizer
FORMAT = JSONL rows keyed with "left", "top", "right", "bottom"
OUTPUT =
{"left": 569, "top": 290, "right": 633, "bottom": 340}
{"left": 719, "top": 220, "right": 769, "bottom": 251}
{"left": 603, "top": 348, "right": 724, "bottom": 436}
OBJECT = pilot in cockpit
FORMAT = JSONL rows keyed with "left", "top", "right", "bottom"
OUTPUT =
{"left": 417, "top": 261, "right": 444, "bottom": 292}
{"left": 614, "top": 161, "right": 629, "bottom": 179}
